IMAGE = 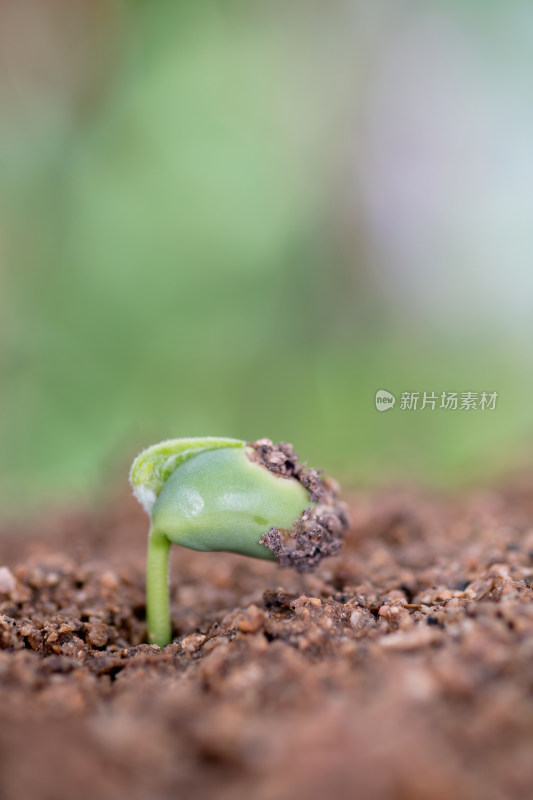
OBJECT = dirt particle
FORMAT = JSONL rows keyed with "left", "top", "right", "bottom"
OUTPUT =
{"left": 0, "top": 567, "right": 16, "bottom": 595}
{"left": 237, "top": 605, "right": 264, "bottom": 634}
{"left": 181, "top": 633, "right": 207, "bottom": 652}
{"left": 85, "top": 624, "right": 109, "bottom": 649}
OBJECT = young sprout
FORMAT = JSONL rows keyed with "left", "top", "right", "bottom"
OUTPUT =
{"left": 130, "top": 437, "right": 348, "bottom": 647}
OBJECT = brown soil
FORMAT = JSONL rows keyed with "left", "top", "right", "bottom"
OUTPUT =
{"left": 2, "top": 481, "right": 533, "bottom": 800}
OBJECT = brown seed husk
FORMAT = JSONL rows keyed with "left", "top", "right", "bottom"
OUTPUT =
{"left": 248, "top": 438, "right": 349, "bottom": 572}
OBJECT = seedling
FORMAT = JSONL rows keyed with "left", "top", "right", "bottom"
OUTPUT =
{"left": 130, "top": 437, "right": 348, "bottom": 646}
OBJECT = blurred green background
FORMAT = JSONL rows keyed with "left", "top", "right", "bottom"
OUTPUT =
{"left": 1, "top": 0, "right": 532, "bottom": 515}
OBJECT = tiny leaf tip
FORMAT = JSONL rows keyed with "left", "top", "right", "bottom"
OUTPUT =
{"left": 130, "top": 436, "right": 245, "bottom": 516}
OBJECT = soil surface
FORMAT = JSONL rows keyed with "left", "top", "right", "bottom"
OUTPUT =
{"left": 2, "top": 481, "right": 533, "bottom": 800}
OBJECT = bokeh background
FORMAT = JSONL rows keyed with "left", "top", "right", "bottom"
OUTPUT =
{"left": 1, "top": 0, "right": 532, "bottom": 515}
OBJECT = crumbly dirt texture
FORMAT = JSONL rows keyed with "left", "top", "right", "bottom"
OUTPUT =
{"left": 248, "top": 438, "right": 349, "bottom": 570}
{"left": 2, "top": 480, "right": 533, "bottom": 800}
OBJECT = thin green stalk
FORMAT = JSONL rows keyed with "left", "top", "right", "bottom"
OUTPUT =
{"left": 146, "top": 528, "right": 172, "bottom": 647}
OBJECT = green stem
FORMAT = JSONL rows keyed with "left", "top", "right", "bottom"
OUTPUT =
{"left": 146, "top": 528, "right": 172, "bottom": 647}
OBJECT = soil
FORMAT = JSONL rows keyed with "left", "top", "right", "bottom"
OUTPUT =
{"left": 2, "top": 480, "right": 533, "bottom": 800}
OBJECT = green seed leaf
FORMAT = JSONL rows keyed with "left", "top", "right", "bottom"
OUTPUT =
{"left": 151, "top": 447, "right": 311, "bottom": 559}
